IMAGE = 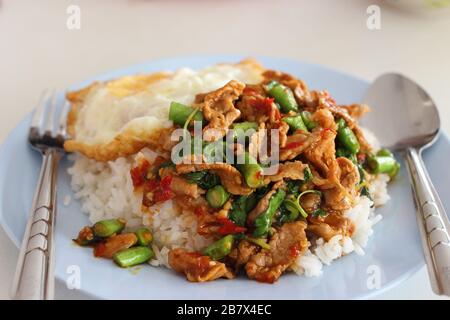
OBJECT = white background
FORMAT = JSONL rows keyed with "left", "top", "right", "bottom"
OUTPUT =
{"left": 0, "top": 0, "right": 449, "bottom": 300}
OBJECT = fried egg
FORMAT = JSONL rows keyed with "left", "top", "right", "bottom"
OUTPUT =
{"left": 64, "top": 60, "right": 264, "bottom": 161}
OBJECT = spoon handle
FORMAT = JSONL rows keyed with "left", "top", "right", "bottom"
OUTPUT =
{"left": 406, "top": 147, "right": 450, "bottom": 296}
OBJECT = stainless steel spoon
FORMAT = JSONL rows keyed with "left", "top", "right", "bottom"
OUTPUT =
{"left": 363, "top": 73, "right": 450, "bottom": 296}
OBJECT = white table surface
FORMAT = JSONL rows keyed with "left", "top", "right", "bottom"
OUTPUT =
{"left": 1, "top": 0, "right": 449, "bottom": 300}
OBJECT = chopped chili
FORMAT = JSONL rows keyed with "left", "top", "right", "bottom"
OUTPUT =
{"left": 289, "top": 244, "right": 301, "bottom": 258}
{"left": 216, "top": 218, "right": 246, "bottom": 235}
{"left": 250, "top": 97, "right": 274, "bottom": 116}
{"left": 130, "top": 159, "right": 150, "bottom": 187}
{"left": 93, "top": 242, "right": 106, "bottom": 257}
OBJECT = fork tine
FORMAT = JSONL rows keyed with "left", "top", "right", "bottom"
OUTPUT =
{"left": 44, "top": 90, "right": 57, "bottom": 134}
{"left": 57, "top": 100, "right": 70, "bottom": 137}
{"left": 30, "top": 89, "right": 52, "bottom": 130}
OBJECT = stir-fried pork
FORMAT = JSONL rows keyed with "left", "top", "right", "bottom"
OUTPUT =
{"left": 201, "top": 80, "right": 244, "bottom": 142}
{"left": 245, "top": 221, "right": 308, "bottom": 283}
{"left": 169, "top": 248, "right": 234, "bottom": 282}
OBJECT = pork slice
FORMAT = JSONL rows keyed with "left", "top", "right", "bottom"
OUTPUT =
{"left": 245, "top": 221, "right": 308, "bottom": 283}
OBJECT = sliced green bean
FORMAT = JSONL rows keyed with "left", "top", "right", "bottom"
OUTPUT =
{"left": 232, "top": 122, "right": 258, "bottom": 139}
{"left": 376, "top": 148, "right": 394, "bottom": 158}
{"left": 388, "top": 161, "right": 401, "bottom": 178}
{"left": 253, "top": 189, "right": 286, "bottom": 238}
{"left": 300, "top": 111, "right": 317, "bottom": 130}
{"left": 282, "top": 115, "right": 308, "bottom": 132}
{"left": 203, "top": 234, "right": 234, "bottom": 260}
{"left": 236, "top": 152, "right": 264, "bottom": 188}
{"left": 169, "top": 102, "right": 203, "bottom": 127}
{"left": 135, "top": 227, "right": 153, "bottom": 246}
{"left": 265, "top": 81, "right": 298, "bottom": 113}
{"left": 336, "top": 118, "right": 360, "bottom": 154}
{"left": 206, "top": 185, "right": 230, "bottom": 208}
{"left": 113, "top": 246, "right": 154, "bottom": 268}
{"left": 93, "top": 218, "right": 126, "bottom": 238}
{"left": 368, "top": 156, "right": 397, "bottom": 174}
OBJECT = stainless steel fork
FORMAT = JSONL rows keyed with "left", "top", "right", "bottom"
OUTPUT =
{"left": 11, "top": 90, "right": 68, "bottom": 300}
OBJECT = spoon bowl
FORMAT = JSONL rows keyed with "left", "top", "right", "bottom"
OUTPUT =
{"left": 362, "top": 73, "right": 440, "bottom": 150}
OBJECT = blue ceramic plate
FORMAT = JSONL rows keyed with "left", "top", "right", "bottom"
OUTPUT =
{"left": 1, "top": 55, "right": 449, "bottom": 299}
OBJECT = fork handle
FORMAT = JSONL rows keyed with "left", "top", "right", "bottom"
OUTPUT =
{"left": 406, "top": 147, "right": 450, "bottom": 297}
{"left": 11, "top": 149, "right": 60, "bottom": 300}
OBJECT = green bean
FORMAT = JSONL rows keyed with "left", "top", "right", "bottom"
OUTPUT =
{"left": 93, "top": 218, "right": 126, "bottom": 238}
{"left": 376, "top": 148, "right": 394, "bottom": 158}
{"left": 368, "top": 156, "right": 398, "bottom": 174}
{"left": 369, "top": 149, "right": 400, "bottom": 178}
{"left": 203, "top": 141, "right": 229, "bottom": 163}
{"left": 236, "top": 152, "right": 264, "bottom": 188}
{"left": 202, "top": 235, "right": 234, "bottom": 260}
{"left": 113, "top": 246, "right": 154, "bottom": 268}
{"left": 232, "top": 122, "right": 258, "bottom": 139}
{"left": 300, "top": 111, "right": 317, "bottom": 130}
{"left": 336, "top": 119, "right": 360, "bottom": 154}
{"left": 206, "top": 185, "right": 230, "bottom": 208}
{"left": 253, "top": 189, "right": 286, "bottom": 238}
{"left": 388, "top": 161, "right": 401, "bottom": 178}
{"left": 265, "top": 81, "right": 298, "bottom": 113}
{"left": 282, "top": 115, "right": 308, "bottom": 132}
{"left": 135, "top": 227, "right": 153, "bottom": 246}
{"left": 169, "top": 102, "right": 203, "bottom": 127}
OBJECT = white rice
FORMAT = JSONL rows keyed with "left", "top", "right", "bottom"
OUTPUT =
{"left": 68, "top": 150, "right": 212, "bottom": 270}
{"left": 292, "top": 178, "right": 389, "bottom": 277}
{"left": 68, "top": 138, "right": 391, "bottom": 277}
{"left": 67, "top": 154, "right": 142, "bottom": 222}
